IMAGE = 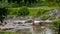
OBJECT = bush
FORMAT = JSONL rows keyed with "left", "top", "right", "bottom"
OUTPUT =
{"left": 40, "top": 15, "right": 50, "bottom": 20}
{"left": 36, "top": 9, "right": 49, "bottom": 17}
{"left": 36, "top": 9, "right": 43, "bottom": 16}
{"left": 17, "top": 6, "right": 29, "bottom": 16}
{"left": 8, "top": 6, "right": 58, "bottom": 16}
{"left": 53, "top": 19, "right": 60, "bottom": 26}
{"left": 53, "top": 19, "right": 60, "bottom": 34}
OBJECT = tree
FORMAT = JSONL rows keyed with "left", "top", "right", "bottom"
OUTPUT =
{"left": 0, "top": 0, "right": 9, "bottom": 8}
{"left": 45, "top": 0, "right": 59, "bottom": 6}
{"left": 8, "top": 0, "right": 22, "bottom": 4}
{"left": 56, "top": 0, "right": 60, "bottom": 6}
{"left": 0, "top": 8, "right": 8, "bottom": 24}
{"left": 17, "top": 6, "right": 29, "bottom": 16}
{"left": 21, "top": 0, "right": 37, "bottom": 6}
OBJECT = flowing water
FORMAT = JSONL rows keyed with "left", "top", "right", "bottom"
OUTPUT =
{"left": 9, "top": 24, "right": 54, "bottom": 34}
{"left": 0, "top": 18, "right": 55, "bottom": 34}
{"left": 0, "top": 23, "right": 55, "bottom": 34}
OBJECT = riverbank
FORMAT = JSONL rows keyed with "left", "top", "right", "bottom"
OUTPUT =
{"left": 8, "top": 6, "right": 59, "bottom": 16}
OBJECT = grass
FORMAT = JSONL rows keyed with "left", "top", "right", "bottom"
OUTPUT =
{"left": 0, "top": 31, "right": 19, "bottom": 34}
{"left": 0, "top": 31, "right": 32, "bottom": 34}
{"left": 8, "top": 6, "right": 59, "bottom": 16}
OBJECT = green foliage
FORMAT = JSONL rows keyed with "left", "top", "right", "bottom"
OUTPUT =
{"left": 17, "top": 6, "right": 29, "bottom": 16}
{"left": 8, "top": 0, "right": 22, "bottom": 3}
{"left": 1, "top": 0, "right": 60, "bottom": 7}
{"left": 37, "top": 9, "right": 43, "bottom": 16}
{"left": 0, "top": 0, "right": 9, "bottom": 8}
{"left": 0, "top": 0, "right": 2, "bottom": 1}
{"left": 9, "top": 2, "right": 19, "bottom": 8}
{"left": 53, "top": 19, "right": 60, "bottom": 34}
{"left": 0, "top": 8, "right": 8, "bottom": 23}
{"left": 8, "top": 6, "right": 58, "bottom": 16}
{"left": 7, "top": 8, "right": 18, "bottom": 16}
{"left": 37, "top": 9, "right": 49, "bottom": 17}
{"left": 53, "top": 19, "right": 60, "bottom": 26}
{"left": 40, "top": 15, "right": 50, "bottom": 20}
{"left": 0, "top": 32, "right": 19, "bottom": 34}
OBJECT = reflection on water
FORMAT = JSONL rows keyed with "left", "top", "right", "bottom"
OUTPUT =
{"left": 0, "top": 23, "right": 54, "bottom": 34}
{"left": 45, "top": 28, "right": 53, "bottom": 34}
{"left": 13, "top": 25, "right": 53, "bottom": 34}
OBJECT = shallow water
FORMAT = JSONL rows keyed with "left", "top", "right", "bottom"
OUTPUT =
{"left": 10, "top": 25, "right": 54, "bottom": 34}
{"left": 0, "top": 23, "right": 54, "bottom": 34}
{"left": 31, "top": 26, "right": 53, "bottom": 34}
